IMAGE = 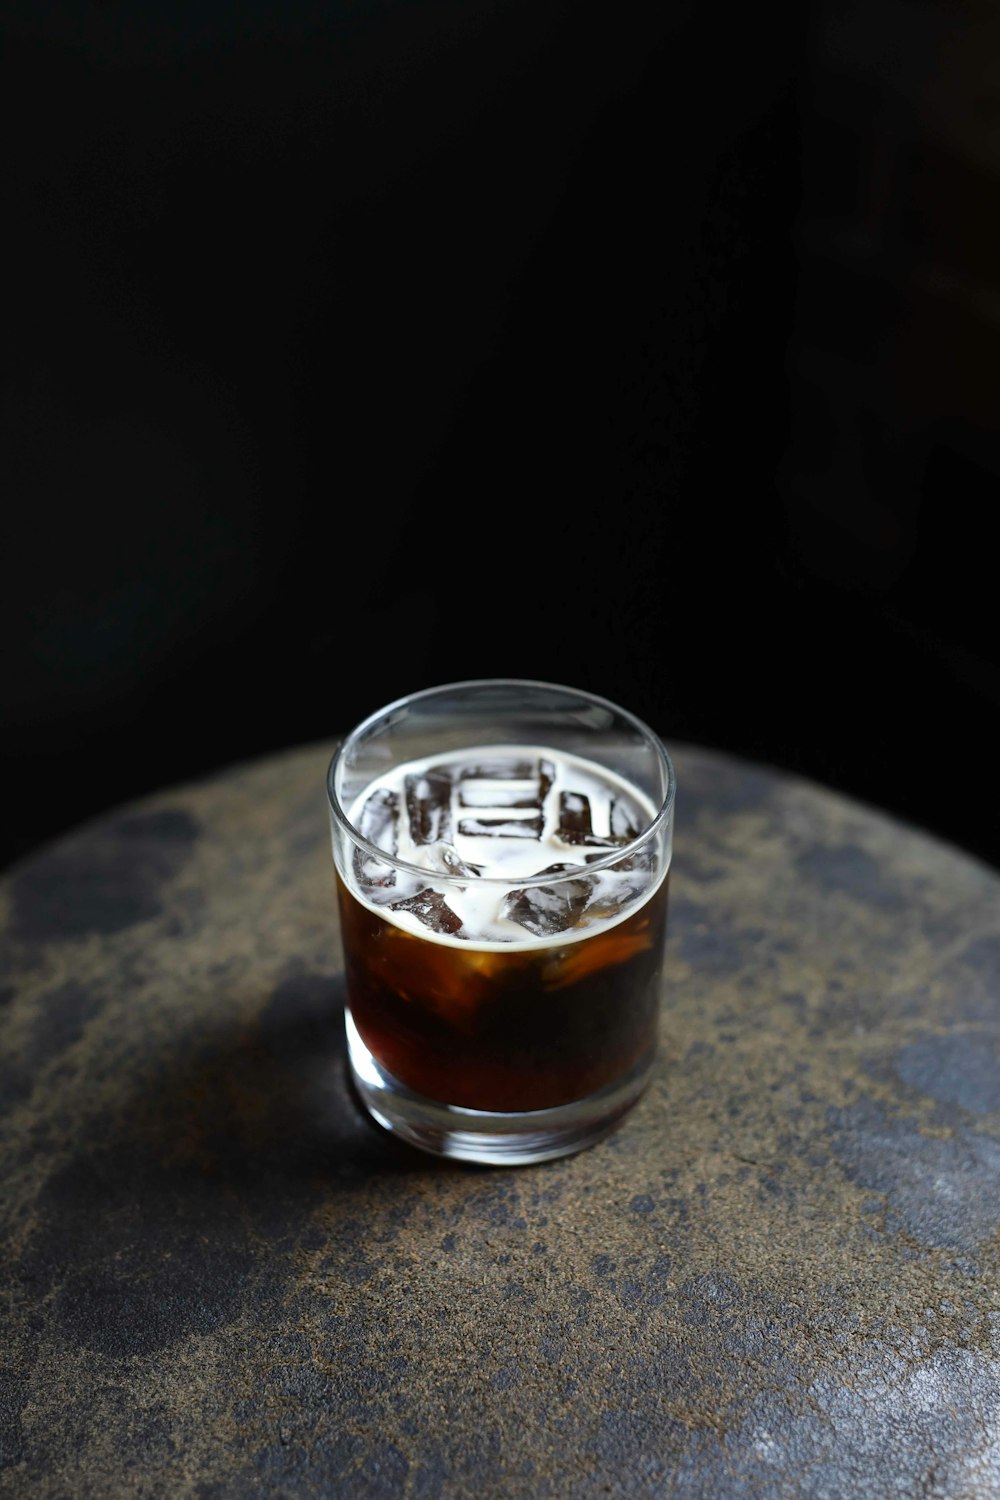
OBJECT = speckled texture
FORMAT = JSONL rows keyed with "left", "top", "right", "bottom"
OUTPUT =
{"left": 2, "top": 741, "right": 999, "bottom": 1499}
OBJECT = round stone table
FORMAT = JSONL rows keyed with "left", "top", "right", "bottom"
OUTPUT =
{"left": 3, "top": 740, "right": 1000, "bottom": 1499}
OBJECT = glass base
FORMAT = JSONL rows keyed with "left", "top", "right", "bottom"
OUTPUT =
{"left": 345, "top": 1009, "right": 655, "bottom": 1166}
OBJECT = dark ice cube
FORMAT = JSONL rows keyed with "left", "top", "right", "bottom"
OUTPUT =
{"left": 458, "top": 755, "right": 554, "bottom": 819}
{"left": 557, "top": 788, "right": 630, "bottom": 849}
{"left": 457, "top": 815, "right": 544, "bottom": 839}
{"left": 501, "top": 877, "right": 593, "bottom": 936}
{"left": 531, "top": 862, "right": 588, "bottom": 876}
{"left": 557, "top": 790, "right": 593, "bottom": 842}
{"left": 388, "top": 887, "right": 463, "bottom": 935}
{"left": 405, "top": 769, "right": 453, "bottom": 845}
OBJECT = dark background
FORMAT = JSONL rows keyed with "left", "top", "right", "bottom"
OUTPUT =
{"left": 4, "top": 1, "right": 999, "bottom": 875}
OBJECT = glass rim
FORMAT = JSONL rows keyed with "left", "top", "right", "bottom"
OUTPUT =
{"left": 326, "top": 677, "right": 676, "bottom": 889}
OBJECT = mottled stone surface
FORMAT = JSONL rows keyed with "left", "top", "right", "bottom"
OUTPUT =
{"left": 2, "top": 741, "right": 1000, "bottom": 1498}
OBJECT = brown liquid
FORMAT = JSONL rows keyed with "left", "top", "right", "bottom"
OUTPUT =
{"left": 336, "top": 871, "right": 669, "bottom": 1112}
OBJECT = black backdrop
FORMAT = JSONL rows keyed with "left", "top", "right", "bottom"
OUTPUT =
{"left": 4, "top": 1, "right": 999, "bottom": 874}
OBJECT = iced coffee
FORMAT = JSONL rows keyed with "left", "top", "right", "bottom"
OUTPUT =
{"left": 327, "top": 681, "right": 675, "bottom": 1164}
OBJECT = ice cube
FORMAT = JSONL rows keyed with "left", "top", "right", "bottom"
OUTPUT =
{"left": 356, "top": 787, "right": 399, "bottom": 853}
{"left": 501, "top": 876, "right": 593, "bottom": 936}
{"left": 388, "top": 887, "right": 463, "bottom": 935}
{"left": 610, "top": 841, "right": 655, "bottom": 875}
{"left": 458, "top": 757, "right": 537, "bottom": 780}
{"left": 557, "top": 788, "right": 629, "bottom": 849}
{"left": 457, "top": 815, "right": 544, "bottom": 839}
{"left": 580, "top": 867, "right": 651, "bottom": 921}
{"left": 458, "top": 754, "right": 554, "bottom": 818}
{"left": 405, "top": 769, "right": 453, "bottom": 845}
{"left": 557, "top": 790, "right": 592, "bottom": 841}
{"left": 609, "top": 794, "right": 644, "bottom": 840}
{"left": 352, "top": 788, "right": 399, "bottom": 889}
{"left": 353, "top": 849, "right": 396, "bottom": 892}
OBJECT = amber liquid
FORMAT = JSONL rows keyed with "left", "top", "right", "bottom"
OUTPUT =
{"left": 337, "top": 871, "right": 669, "bottom": 1112}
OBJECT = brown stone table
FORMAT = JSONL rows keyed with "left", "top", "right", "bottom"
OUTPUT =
{"left": 2, "top": 740, "right": 1000, "bottom": 1498}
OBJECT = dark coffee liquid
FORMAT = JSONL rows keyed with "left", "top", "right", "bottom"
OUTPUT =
{"left": 337, "top": 869, "right": 670, "bottom": 1111}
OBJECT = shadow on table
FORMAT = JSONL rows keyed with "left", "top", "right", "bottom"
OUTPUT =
{"left": 162, "top": 968, "right": 455, "bottom": 1184}
{"left": 16, "top": 971, "right": 488, "bottom": 1358}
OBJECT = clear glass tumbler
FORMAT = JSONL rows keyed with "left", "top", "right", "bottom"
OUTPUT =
{"left": 326, "top": 679, "right": 675, "bottom": 1165}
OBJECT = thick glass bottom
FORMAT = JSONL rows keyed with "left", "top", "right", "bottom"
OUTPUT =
{"left": 345, "top": 1008, "right": 655, "bottom": 1166}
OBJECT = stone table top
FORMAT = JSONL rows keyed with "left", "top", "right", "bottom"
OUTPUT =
{"left": 2, "top": 740, "right": 1000, "bottom": 1499}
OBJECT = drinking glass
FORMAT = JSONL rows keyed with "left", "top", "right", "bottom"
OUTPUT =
{"left": 327, "top": 679, "right": 675, "bottom": 1165}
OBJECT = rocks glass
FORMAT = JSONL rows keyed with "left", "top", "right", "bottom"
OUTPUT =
{"left": 326, "top": 679, "right": 675, "bottom": 1165}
